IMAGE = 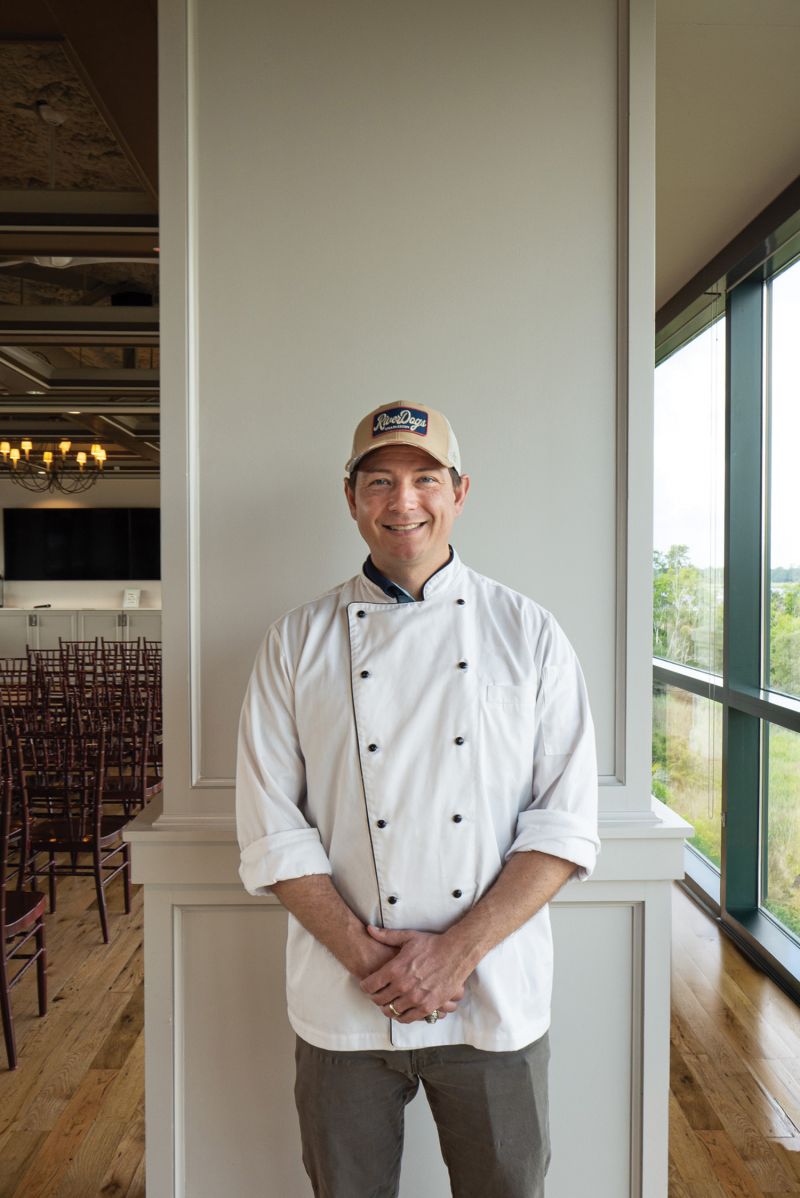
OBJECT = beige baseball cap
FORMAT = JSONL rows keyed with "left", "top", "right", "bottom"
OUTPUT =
{"left": 345, "top": 403, "right": 461, "bottom": 474}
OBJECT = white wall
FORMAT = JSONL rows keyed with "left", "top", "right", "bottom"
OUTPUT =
{"left": 0, "top": 476, "right": 161, "bottom": 609}
{"left": 162, "top": 0, "right": 654, "bottom": 817}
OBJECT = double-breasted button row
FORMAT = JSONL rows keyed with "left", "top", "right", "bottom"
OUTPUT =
{"left": 384, "top": 891, "right": 463, "bottom": 903}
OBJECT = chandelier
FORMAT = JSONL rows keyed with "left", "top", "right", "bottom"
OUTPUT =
{"left": 0, "top": 439, "right": 107, "bottom": 494}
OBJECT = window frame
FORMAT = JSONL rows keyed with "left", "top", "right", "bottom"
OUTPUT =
{"left": 655, "top": 178, "right": 800, "bottom": 998}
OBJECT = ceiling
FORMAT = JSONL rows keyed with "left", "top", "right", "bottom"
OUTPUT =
{"left": 656, "top": 0, "right": 800, "bottom": 310}
{"left": 0, "top": 1, "right": 158, "bottom": 480}
{"left": 1, "top": 1, "right": 797, "bottom": 458}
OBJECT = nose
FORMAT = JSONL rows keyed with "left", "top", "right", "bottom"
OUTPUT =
{"left": 388, "top": 479, "right": 418, "bottom": 512}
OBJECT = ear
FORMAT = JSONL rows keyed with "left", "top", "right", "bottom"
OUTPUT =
{"left": 453, "top": 473, "right": 470, "bottom": 515}
{"left": 344, "top": 477, "right": 358, "bottom": 520}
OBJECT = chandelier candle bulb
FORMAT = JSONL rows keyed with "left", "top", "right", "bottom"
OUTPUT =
{"left": 20, "top": 439, "right": 32, "bottom": 459}
{"left": 59, "top": 440, "right": 71, "bottom": 456}
{"left": 42, "top": 451, "right": 53, "bottom": 468}
{"left": 0, "top": 442, "right": 8, "bottom": 458}
{"left": 76, "top": 451, "right": 87, "bottom": 468}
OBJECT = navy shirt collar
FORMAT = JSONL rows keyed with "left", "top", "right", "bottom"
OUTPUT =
{"left": 362, "top": 547, "right": 454, "bottom": 603}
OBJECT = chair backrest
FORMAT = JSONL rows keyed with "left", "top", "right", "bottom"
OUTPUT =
{"left": 14, "top": 728, "right": 107, "bottom": 841}
{"left": 0, "top": 776, "right": 12, "bottom": 928}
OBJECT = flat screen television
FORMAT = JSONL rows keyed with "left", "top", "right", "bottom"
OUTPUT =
{"left": 2, "top": 508, "right": 160, "bottom": 580}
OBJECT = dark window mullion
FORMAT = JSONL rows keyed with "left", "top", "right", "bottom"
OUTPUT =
{"left": 722, "top": 276, "right": 764, "bottom": 917}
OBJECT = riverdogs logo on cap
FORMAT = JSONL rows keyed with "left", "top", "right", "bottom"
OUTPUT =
{"left": 372, "top": 407, "right": 428, "bottom": 439}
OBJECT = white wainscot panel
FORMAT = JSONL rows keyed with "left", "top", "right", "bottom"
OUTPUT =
{"left": 180, "top": 906, "right": 305, "bottom": 1198}
{"left": 174, "top": 901, "right": 638, "bottom": 1198}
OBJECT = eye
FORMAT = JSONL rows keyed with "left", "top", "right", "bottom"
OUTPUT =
{"left": 418, "top": 475, "right": 439, "bottom": 485}
{"left": 368, "top": 477, "right": 390, "bottom": 487}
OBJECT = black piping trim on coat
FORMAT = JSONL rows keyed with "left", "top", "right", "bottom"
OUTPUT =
{"left": 346, "top": 605, "right": 386, "bottom": 936}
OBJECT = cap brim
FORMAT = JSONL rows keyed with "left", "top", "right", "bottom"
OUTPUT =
{"left": 345, "top": 431, "right": 453, "bottom": 474}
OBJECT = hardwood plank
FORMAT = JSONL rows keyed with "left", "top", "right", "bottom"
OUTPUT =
{"left": 771, "top": 1136, "right": 800, "bottom": 1186}
{"left": 9, "top": 1069, "right": 118, "bottom": 1198}
{"left": 696, "top": 1130, "right": 764, "bottom": 1198}
{"left": 0, "top": 1131, "right": 48, "bottom": 1198}
{"left": 53, "top": 1117, "right": 128, "bottom": 1198}
{"left": 96, "top": 1115, "right": 145, "bottom": 1198}
{"left": 123, "top": 1150, "right": 145, "bottom": 1198}
{"left": 687, "top": 1053, "right": 797, "bottom": 1142}
{"left": 671, "top": 1047, "right": 724, "bottom": 1131}
{"left": 90, "top": 984, "right": 144, "bottom": 1072}
{"left": 101, "top": 1033, "right": 144, "bottom": 1123}
{"left": 669, "top": 1091, "right": 727, "bottom": 1188}
{"left": 748, "top": 1059, "right": 800, "bottom": 1134}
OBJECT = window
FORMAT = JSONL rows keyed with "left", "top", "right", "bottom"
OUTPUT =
{"left": 652, "top": 682, "right": 722, "bottom": 867}
{"left": 766, "top": 259, "right": 800, "bottom": 701}
{"left": 655, "top": 193, "right": 800, "bottom": 992}
{"left": 653, "top": 320, "right": 725, "bottom": 674}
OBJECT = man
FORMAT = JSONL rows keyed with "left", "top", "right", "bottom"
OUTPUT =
{"left": 236, "top": 402, "right": 599, "bottom": 1198}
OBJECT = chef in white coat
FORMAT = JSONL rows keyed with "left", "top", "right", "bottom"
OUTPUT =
{"left": 236, "top": 402, "right": 600, "bottom": 1198}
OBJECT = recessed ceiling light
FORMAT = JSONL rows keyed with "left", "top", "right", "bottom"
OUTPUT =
{"left": 68, "top": 409, "right": 81, "bottom": 415}
{"left": 27, "top": 389, "right": 45, "bottom": 395}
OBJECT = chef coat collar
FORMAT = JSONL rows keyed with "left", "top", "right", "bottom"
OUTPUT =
{"left": 360, "top": 547, "right": 461, "bottom": 602}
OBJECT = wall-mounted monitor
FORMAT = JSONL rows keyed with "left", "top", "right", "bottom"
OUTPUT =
{"left": 3, "top": 508, "right": 160, "bottom": 580}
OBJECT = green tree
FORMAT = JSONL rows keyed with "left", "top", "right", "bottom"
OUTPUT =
{"left": 653, "top": 545, "right": 703, "bottom": 665}
{"left": 770, "top": 581, "right": 800, "bottom": 695}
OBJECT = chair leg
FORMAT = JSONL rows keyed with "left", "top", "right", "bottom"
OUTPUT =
{"left": 123, "top": 844, "right": 131, "bottom": 914}
{"left": 35, "top": 922, "right": 47, "bottom": 1017}
{"left": 0, "top": 954, "right": 17, "bottom": 1071}
{"left": 48, "top": 853, "right": 57, "bottom": 912}
{"left": 94, "top": 851, "right": 110, "bottom": 944}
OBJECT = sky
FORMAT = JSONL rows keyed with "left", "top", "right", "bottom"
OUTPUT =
{"left": 654, "top": 257, "right": 800, "bottom": 571}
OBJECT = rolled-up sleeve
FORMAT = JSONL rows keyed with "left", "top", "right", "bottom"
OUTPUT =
{"left": 506, "top": 614, "right": 600, "bottom": 880}
{"left": 236, "top": 626, "right": 333, "bottom": 895}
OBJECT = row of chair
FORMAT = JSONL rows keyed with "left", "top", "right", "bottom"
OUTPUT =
{"left": 0, "top": 639, "right": 162, "bottom": 1070}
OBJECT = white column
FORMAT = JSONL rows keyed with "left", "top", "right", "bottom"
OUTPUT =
{"left": 129, "top": 0, "right": 688, "bottom": 1193}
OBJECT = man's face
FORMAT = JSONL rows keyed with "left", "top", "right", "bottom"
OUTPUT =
{"left": 344, "top": 444, "right": 469, "bottom": 580}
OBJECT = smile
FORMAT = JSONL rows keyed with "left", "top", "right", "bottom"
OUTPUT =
{"left": 383, "top": 522, "right": 426, "bottom": 532}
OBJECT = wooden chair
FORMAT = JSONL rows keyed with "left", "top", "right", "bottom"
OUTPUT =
{"left": 1, "top": 776, "right": 47, "bottom": 1070}
{"left": 14, "top": 728, "right": 130, "bottom": 943}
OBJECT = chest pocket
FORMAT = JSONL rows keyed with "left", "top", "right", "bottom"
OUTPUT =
{"left": 486, "top": 683, "right": 536, "bottom": 709}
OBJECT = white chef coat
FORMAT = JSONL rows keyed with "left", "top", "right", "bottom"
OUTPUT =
{"left": 236, "top": 551, "right": 599, "bottom": 1052}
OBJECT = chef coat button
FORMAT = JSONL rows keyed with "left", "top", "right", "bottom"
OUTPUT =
{"left": 456, "top": 598, "right": 465, "bottom": 605}
{"left": 368, "top": 743, "right": 379, "bottom": 752}
{"left": 360, "top": 670, "right": 370, "bottom": 679}
{"left": 454, "top": 736, "right": 465, "bottom": 745}
{"left": 458, "top": 661, "right": 468, "bottom": 670}
{"left": 387, "top": 895, "right": 398, "bottom": 905}
{"left": 357, "top": 610, "right": 366, "bottom": 618}
{"left": 452, "top": 889, "right": 463, "bottom": 898}
{"left": 376, "top": 819, "right": 387, "bottom": 829}
{"left": 452, "top": 814, "right": 463, "bottom": 823}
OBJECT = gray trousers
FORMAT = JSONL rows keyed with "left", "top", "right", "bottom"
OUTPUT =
{"left": 294, "top": 1033, "right": 550, "bottom": 1198}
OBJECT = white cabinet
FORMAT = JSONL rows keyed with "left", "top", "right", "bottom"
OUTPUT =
{"left": 122, "top": 610, "right": 162, "bottom": 642}
{"left": 0, "top": 611, "right": 33, "bottom": 657}
{"left": 0, "top": 608, "right": 162, "bottom": 656}
{"left": 35, "top": 611, "right": 79, "bottom": 649}
{"left": 81, "top": 611, "right": 122, "bottom": 644}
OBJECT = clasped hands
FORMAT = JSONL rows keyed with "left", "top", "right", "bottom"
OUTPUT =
{"left": 359, "top": 925, "right": 469, "bottom": 1024}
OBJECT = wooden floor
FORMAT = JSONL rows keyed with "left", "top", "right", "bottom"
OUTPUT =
{"left": 670, "top": 884, "right": 800, "bottom": 1196}
{"left": 0, "top": 872, "right": 144, "bottom": 1198}
{"left": 1, "top": 880, "right": 799, "bottom": 1196}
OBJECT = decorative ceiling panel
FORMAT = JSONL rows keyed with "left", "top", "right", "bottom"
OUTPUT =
{"left": 0, "top": 39, "right": 143, "bottom": 192}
